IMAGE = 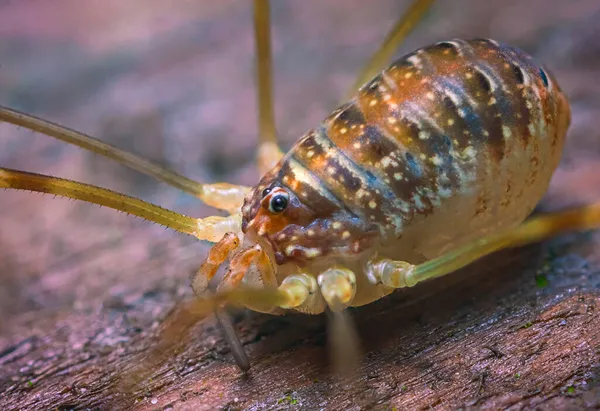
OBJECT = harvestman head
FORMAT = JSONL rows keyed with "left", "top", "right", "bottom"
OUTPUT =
{"left": 2, "top": 0, "right": 600, "bottom": 392}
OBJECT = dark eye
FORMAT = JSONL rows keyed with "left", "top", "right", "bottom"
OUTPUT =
{"left": 262, "top": 188, "right": 272, "bottom": 197}
{"left": 269, "top": 193, "right": 289, "bottom": 213}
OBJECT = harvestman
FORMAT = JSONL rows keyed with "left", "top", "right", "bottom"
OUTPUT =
{"left": 1, "top": 1, "right": 599, "bottom": 380}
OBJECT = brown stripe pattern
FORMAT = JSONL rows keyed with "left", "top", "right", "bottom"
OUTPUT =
{"left": 242, "top": 38, "right": 570, "bottom": 264}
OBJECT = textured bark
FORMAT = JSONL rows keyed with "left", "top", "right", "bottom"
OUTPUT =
{"left": 1, "top": 1, "right": 600, "bottom": 410}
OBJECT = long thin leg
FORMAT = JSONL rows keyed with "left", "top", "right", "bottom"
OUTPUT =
{"left": 253, "top": 1, "right": 437, "bottom": 172}
{"left": 0, "top": 106, "right": 250, "bottom": 213}
{"left": 344, "top": 0, "right": 436, "bottom": 101}
{"left": 3, "top": 169, "right": 249, "bottom": 375}
{"left": 318, "top": 267, "right": 357, "bottom": 310}
{"left": 254, "top": 0, "right": 284, "bottom": 175}
{"left": 0, "top": 167, "right": 242, "bottom": 242}
{"left": 366, "top": 202, "right": 600, "bottom": 289}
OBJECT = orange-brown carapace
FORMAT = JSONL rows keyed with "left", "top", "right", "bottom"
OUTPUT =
{"left": 219, "top": 39, "right": 571, "bottom": 313}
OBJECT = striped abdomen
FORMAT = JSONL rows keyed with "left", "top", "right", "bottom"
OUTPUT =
{"left": 244, "top": 38, "right": 570, "bottom": 265}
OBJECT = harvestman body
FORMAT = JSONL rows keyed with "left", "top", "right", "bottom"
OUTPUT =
{"left": 1, "top": 1, "right": 597, "bottom": 377}
{"left": 203, "top": 38, "right": 571, "bottom": 319}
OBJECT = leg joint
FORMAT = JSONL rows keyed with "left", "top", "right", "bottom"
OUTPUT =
{"left": 365, "top": 257, "right": 417, "bottom": 288}
{"left": 318, "top": 267, "right": 357, "bottom": 311}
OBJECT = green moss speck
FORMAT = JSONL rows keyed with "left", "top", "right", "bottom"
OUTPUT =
{"left": 567, "top": 386, "right": 575, "bottom": 393}
{"left": 277, "top": 393, "right": 298, "bottom": 406}
{"left": 535, "top": 273, "right": 548, "bottom": 288}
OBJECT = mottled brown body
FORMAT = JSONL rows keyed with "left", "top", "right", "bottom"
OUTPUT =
{"left": 240, "top": 38, "right": 570, "bottom": 310}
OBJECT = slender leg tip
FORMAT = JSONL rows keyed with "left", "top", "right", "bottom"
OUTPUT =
{"left": 214, "top": 308, "right": 251, "bottom": 373}
{"left": 237, "top": 358, "right": 251, "bottom": 373}
{"left": 234, "top": 351, "right": 251, "bottom": 373}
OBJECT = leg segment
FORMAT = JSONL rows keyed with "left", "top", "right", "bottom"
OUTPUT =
{"left": 213, "top": 308, "right": 250, "bottom": 372}
{"left": 1, "top": 167, "right": 244, "bottom": 241}
{"left": 257, "top": 141, "right": 284, "bottom": 175}
{"left": 0, "top": 105, "right": 251, "bottom": 212}
{"left": 253, "top": 0, "right": 285, "bottom": 175}
{"left": 191, "top": 232, "right": 241, "bottom": 297}
{"left": 365, "top": 257, "right": 416, "bottom": 289}
{"left": 194, "top": 213, "right": 243, "bottom": 243}
{"left": 317, "top": 267, "right": 357, "bottom": 311}
{"left": 191, "top": 233, "right": 250, "bottom": 371}
{"left": 344, "top": 0, "right": 436, "bottom": 100}
{"left": 199, "top": 184, "right": 251, "bottom": 215}
{"left": 278, "top": 273, "right": 325, "bottom": 314}
{"left": 366, "top": 202, "right": 600, "bottom": 289}
{"left": 316, "top": 267, "right": 362, "bottom": 377}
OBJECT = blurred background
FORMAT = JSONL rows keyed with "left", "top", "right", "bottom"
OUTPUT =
{"left": 1, "top": 0, "right": 600, "bottom": 407}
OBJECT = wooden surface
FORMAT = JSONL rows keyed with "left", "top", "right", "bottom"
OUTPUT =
{"left": 1, "top": 1, "right": 600, "bottom": 409}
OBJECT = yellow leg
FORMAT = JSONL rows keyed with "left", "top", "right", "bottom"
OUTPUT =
{"left": 0, "top": 106, "right": 250, "bottom": 213}
{"left": 194, "top": 213, "right": 243, "bottom": 243}
{"left": 344, "top": 0, "right": 437, "bottom": 101}
{"left": 366, "top": 202, "right": 600, "bottom": 289}
{"left": 257, "top": 141, "right": 284, "bottom": 175}
{"left": 254, "top": 0, "right": 284, "bottom": 175}
{"left": 0, "top": 167, "right": 244, "bottom": 242}
{"left": 255, "top": 1, "right": 437, "bottom": 172}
